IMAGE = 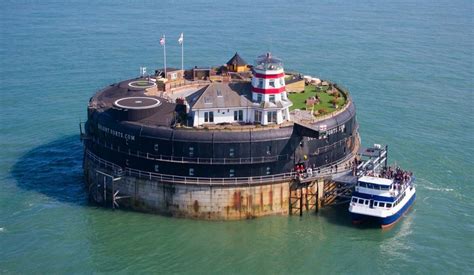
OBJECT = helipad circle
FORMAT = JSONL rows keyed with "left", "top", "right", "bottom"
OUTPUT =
{"left": 128, "top": 80, "right": 156, "bottom": 89}
{"left": 114, "top": 97, "right": 161, "bottom": 110}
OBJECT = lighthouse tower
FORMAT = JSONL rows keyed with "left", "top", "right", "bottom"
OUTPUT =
{"left": 251, "top": 53, "right": 292, "bottom": 125}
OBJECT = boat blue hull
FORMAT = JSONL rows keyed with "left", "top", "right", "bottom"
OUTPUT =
{"left": 351, "top": 192, "right": 416, "bottom": 228}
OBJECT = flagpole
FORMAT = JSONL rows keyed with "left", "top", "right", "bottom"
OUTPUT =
{"left": 163, "top": 35, "right": 167, "bottom": 77}
{"left": 181, "top": 34, "right": 184, "bottom": 72}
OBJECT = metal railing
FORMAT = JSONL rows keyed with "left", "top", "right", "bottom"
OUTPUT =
{"left": 90, "top": 137, "right": 290, "bottom": 164}
{"left": 85, "top": 147, "right": 357, "bottom": 186}
{"left": 89, "top": 133, "right": 355, "bottom": 165}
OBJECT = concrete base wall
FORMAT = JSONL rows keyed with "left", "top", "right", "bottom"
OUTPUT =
{"left": 84, "top": 157, "right": 292, "bottom": 220}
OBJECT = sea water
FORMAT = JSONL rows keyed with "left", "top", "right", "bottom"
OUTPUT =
{"left": 0, "top": 0, "right": 473, "bottom": 273}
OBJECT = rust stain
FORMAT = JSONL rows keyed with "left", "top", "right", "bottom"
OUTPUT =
{"left": 193, "top": 200, "right": 199, "bottom": 213}
{"left": 248, "top": 194, "right": 253, "bottom": 210}
{"left": 269, "top": 190, "right": 273, "bottom": 210}
{"left": 260, "top": 192, "right": 263, "bottom": 210}
{"left": 233, "top": 191, "right": 241, "bottom": 210}
{"left": 280, "top": 186, "right": 283, "bottom": 207}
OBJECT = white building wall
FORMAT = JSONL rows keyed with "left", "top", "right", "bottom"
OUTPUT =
{"left": 193, "top": 108, "right": 250, "bottom": 126}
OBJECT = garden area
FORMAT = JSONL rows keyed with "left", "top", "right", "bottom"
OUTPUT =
{"left": 288, "top": 84, "right": 347, "bottom": 116}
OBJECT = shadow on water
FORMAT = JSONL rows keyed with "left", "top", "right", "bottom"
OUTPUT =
{"left": 318, "top": 202, "right": 382, "bottom": 229}
{"left": 11, "top": 135, "right": 88, "bottom": 205}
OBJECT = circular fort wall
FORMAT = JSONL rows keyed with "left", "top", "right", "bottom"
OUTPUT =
{"left": 84, "top": 101, "right": 357, "bottom": 178}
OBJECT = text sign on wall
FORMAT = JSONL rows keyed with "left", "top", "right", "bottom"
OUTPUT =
{"left": 98, "top": 124, "right": 136, "bottom": 141}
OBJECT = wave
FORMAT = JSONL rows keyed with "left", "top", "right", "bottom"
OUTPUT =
{"left": 422, "top": 186, "right": 454, "bottom": 192}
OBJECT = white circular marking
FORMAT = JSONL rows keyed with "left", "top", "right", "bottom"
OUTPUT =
{"left": 114, "top": 97, "right": 161, "bottom": 110}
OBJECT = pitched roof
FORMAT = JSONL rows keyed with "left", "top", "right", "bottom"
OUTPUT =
{"left": 226, "top": 52, "right": 247, "bottom": 66}
{"left": 187, "top": 82, "right": 253, "bottom": 109}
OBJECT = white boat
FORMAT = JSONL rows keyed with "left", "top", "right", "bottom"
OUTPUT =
{"left": 348, "top": 169, "right": 416, "bottom": 228}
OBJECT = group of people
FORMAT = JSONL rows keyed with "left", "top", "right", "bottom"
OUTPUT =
{"left": 293, "top": 160, "right": 357, "bottom": 180}
{"left": 381, "top": 166, "right": 413, "bottom": 185}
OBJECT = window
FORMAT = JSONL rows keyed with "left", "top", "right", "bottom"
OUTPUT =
{"left": 364, "top": 200, "right": 369, "bottom": 205}
{"left": 379, "top": 202, "right": 385, "bottom": 207}
{"left": 189, "top": 168, "right": 194, "bottom": 176}
{"left": 229, "top": 169, "right": 235, "bottom": 177}
{"left": 267, "top": 111, "right": 277, "bottom": 123}
{"left": 154, "top": 144, "right": 159, "bottom": 152}
{"left": 280, "top": 78, "right": 285, "bottom": 86}
{"left": 233, "top": 110, "right": 243, "bottom": 121}
{"left": 266, "top": 166, "right": 271, "bottom": 175}
{"left": 189, "top": 147, "right": 194, "bottom": 157}
{"left": 154, "top": 164, "right": 159, "bottom": 172}
{"left": 229, "top": 148, "right": 235, "bottom": 157}
{"left": 352, "top": 198, "right": 357, "bottom": 203}
{"left": 269, "top": 95, "right": 275, "bottom": 103}
{"left": 269, "top": 80, "right": 275, "bottom": 87}
{"left": 254, "top": 111, "right": 262, "bottom": 123}
{"left": 204, "top": 111, "right": 214, "bottom": 123}
{"left": 171, "top": 72, "right": 177, "bottom": 80}
{"left": 358, "top": 199, "right": 364, "bottom": 204}
{"left": 266, "top": 145, "right": 272, "bottom": 155}
{"left": 258, "top": 79, "right": 263, "bottom": 88}
{"left": 386, "top": 203, "right": 392, "bottom": 208}
{"left": 373, "top": 202, "right": 378, "bottom": 207}
{"left": 257, "top": 94, "right": 263, "bottom": 102}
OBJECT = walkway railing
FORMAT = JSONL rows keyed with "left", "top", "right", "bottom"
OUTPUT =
{"left": 89, "top": 134, "right": 355, "bottom": 165}
{"left": 90, "top": 137, "right": 290, "bottom": 164}
{"left": 85, "top": 146, "right": 357, "bottom": 186}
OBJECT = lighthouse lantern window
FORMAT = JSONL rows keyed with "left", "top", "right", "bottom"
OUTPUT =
{"left": 258, "top": 79, "right": 263, "bottom": 88}
{"left": 269, "top": 95, "right": 275, "bottom": 103}
{"left": 269, "top": 80, "right": 275, "bottom": 88}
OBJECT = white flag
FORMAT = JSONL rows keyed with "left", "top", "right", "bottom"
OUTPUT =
{"left": 178, "top": 33, "right": 184, "bottom": 45}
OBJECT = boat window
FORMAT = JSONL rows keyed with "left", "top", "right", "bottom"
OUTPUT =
{"left": 229, "top": 148, "right": 235, "bottom": 157}
{"left": 154, "top": 144, "right": 159, "bottom": 152}
{"left": 364, "top": 200, "right": 369, "bottom": 205}
{"left": 373, "top": 202, "right": 378, "bottom": 207}
{"left": 352, "top": 198, "right": 357, "bottom": 203}
{"left": 266, "top": 166, "right": 271, "bottom": 175}
{"left": 189, "top": 168, "right": 194, "bottom": 176}
{"left": 154, "top": 164, "right": 159, "bottom": 172}
{"left": 386, "top": 203, "right": 392, "bottom": 208}
{"left": 379, "top": 202, "right": 385, "bottom": 207}
{"left": 358, "top": 199, "right": 364, "bottom": 204}
{"left": 189, "top": 146, "right": 194, "bottom": 157}
{"left": 229, "top": 169, "right": 235, "bottom": 177}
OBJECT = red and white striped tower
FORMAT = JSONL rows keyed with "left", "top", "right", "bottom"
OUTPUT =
{"left": 251, "top": 53, "right": 292, "bottom": 125}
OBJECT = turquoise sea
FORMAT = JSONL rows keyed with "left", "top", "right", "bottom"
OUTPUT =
{"left": 1, "top": 0, "right": 473, "bottom": 273}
